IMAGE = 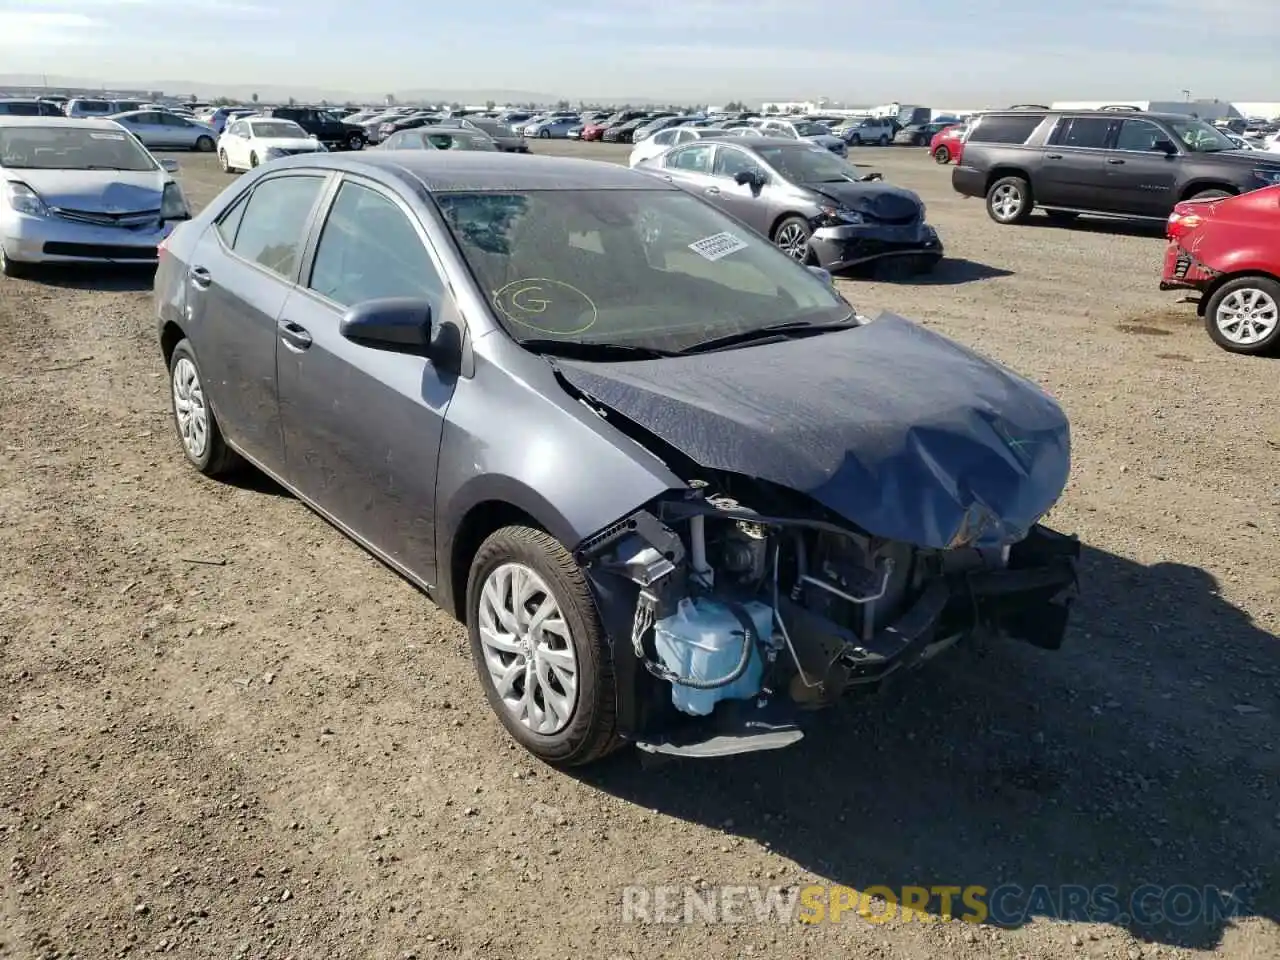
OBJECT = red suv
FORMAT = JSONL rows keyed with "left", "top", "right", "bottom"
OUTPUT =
{"left": 930, "top": 124, "right": 966, "bottom": 165}
{"left": 1160, "top": 185, "right": 1280, "bottom": 355}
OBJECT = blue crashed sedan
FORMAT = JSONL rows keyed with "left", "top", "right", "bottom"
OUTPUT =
{"left": 153, "top": 151, "right": 1079, "bottom": 766}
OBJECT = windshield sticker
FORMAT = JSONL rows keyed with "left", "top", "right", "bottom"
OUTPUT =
{"left": 493, "top": 278, "right": 598, "bottom": 335}
{"left": 688, "top": 232, "right": 749, "bottom": 261}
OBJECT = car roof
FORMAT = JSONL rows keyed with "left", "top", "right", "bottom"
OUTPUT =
{"left": 980, "top": 108, "right": 1200, "bottom": 123}
{"left": 0, "top": 115, "right": 126, "bottom": 131}
{"left": 270, "top": 151, "right": 679, "bottom": 192}
{"left": 696, "top": 135, "right": 828, "bottom": 149}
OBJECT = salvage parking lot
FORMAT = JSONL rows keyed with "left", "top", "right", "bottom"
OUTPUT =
{"left": 1, "top": 140, "right": 1277, "bottom": 959}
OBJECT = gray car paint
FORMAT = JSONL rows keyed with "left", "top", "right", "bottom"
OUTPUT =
{"left": 154, "top": 153, "right": 685, "bottom": 617}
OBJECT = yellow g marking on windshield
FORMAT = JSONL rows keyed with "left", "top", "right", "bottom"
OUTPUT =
{"left": 510, "top": 285, "right": 549, "bottom": 313}
{"left": 493, "top": 277, "right": 599, "bottom": 335}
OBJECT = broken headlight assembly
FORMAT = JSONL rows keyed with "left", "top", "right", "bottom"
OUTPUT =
{"left": 578, "top": 478, "right": 1079, "bottom": 757}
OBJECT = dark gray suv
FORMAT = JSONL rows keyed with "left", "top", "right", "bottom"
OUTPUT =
{"left": 154, "top": 152, "right": 1079, "bottom": 766}
{"left": 952, "top": 109, "right": 1280, "bottom": 224}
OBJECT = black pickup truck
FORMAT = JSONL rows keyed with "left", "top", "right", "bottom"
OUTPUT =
{"left": 261, "top": 107, "right": 367, "bottom": 150}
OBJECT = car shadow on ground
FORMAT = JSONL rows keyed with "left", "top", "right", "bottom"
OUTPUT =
{"left": 583, "top": 543, "right": 1278, "bottom": 950}
{"left": 1028, "top": 215, "right": 1167, "bottom": 239}
{"left": 891, "top": 258, "right": 1014, "bottom": 286}
{"left": 33, "top": 265, "right": 157, "bottom": 292}
{"left": 227, "top": 465, "right": 291, "bottom": 499}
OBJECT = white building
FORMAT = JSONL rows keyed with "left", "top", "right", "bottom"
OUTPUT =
{"left": 1232, "top": 102, "right": 1280, "bottom": 120}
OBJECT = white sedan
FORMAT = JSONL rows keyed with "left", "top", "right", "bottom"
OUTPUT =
{"left": 627, "top": 125, "right": 716, "bottom": 167}
{"left": 216, "top": 117, "right": 326, "bottom": 173}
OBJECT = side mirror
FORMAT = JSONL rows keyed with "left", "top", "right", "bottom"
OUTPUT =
{"left": 339, "top": 297, "right": 434, "bottom": 355}
{"left": 159, "top": 158, "right": 179, "bottom": 173}
{"left": 734, "top": 169, "right": 766, "bottom": 189}
{"left": 1153, "top": 138, "right": 1178, "bottom": 155}
{"left": 807, "top": 265, "right": 834, "bottom": 286}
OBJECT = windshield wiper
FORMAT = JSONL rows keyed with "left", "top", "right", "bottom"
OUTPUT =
{"left": 519, "top": 338, "right": 679, "bottom": 360}
{"left": 680, "top": 318, "right": 857, "bottom": 355}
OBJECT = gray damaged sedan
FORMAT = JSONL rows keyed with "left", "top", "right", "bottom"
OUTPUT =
{"left": 154, "top": 152, "right": 1079, "bottom": 765}
{"left": 640, "top": 137, "right": 942, "bottom": 275}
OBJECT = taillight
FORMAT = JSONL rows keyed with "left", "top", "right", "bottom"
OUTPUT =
{"left": 1167, "top": 211, "right": 1203, "bottom": 240}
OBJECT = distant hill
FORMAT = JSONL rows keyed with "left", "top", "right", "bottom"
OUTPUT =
{"left": 0, "top": 73, "right": 674, "bottom": 107}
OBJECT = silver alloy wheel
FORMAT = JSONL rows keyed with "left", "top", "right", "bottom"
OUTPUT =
{"left": 171, "top": 357, "right": 209, "bottom": 460}
{"left": 1215, "top": 287, "right": 1278, "bottom": 345}
{"left": 991, "top": 183, "right": 1022, "bottom": 220}
{"left": 477, "top": 562, "right": 578, "bottom": 735}
{"left": 776, "top": 223, "right": 809, "bottom": 260}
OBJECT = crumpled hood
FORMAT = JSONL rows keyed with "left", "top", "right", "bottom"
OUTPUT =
{"left": 803, "top": 180, "right": 922, "bottom": 222}
{"left": 10, "top": 169, "right": 165, "bottom": 213}
{"left": 806, "top": 134, "right": 845, "bottom": 149}
{"left": 556, "top": 314, "right": 1071, "bottom": 549}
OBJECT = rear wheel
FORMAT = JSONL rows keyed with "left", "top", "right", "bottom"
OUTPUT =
{"left": 218, "top": 149, "right": 231, "bottom": 173}
{"left": 194, "top": 135, "right": 215, "bottom": 152}
{"left": 878, "top": 134, "right": 890, "bottom": 145}
{"left": 467, "top": 526, "right": 621, "bottom": 767}
{"left": 249, "top": 152, "right": 259, "bottom": 168}
{"left": 167, "top": 339, "right": 241, "bottom": 477}
{"left": 1204, "top": 276, "right": 1280, "bottom": 355}
{"left": 986, "top": 175, "right": 1033, "bottom": 224}
{"left": 346, "top": 132, "right": 364, "bottom": 151}
{"left": 539, "top": 128, "right": 551, "bottom": 138}
{"left": 933, "top": 145, "right": 950, "bottom": 163}
{"left": 1188, "top": 187, "right": 1231, "bottom": 202}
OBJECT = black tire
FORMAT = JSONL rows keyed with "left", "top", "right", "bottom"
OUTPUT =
{"left": 878, "top": 134, "right": 890, "bottom": 146}
{"left": 986, "top": 175, "right": 1033, "bottom": 224}
{"left": 195, "top": 135, "right": 215, "bottom": 152}
{"left": 1188, "top": 188, "right": 1231, "bottom": 202}
{"left": 218, "top": 150, "right": 231, "bottom": 173}
{"left": 848, "top": 134, "right": 862, "bottom": 146}
{"left": 1044, "top": 210, "right": 1079, "bottom": 224}
{"left": 933, "top": 145, "right": 950, "bottom": 164}
{"left": 466, "top": 525, "right": 621, "bottom": 767}
{"left": 539, "top": 128, "right": 551, "bottom": 139}
{"left": 346, "top": 132, "right": 364, "bottom": 151}
{"left": 167, "top": 339, "right": 241, "bottom": 477}
{"left": 772, "top": 215, "right": 814, "bottom": 263}
{"left": 0, "top": 247, "right": 30, "bottom": 279}
{"left": 249, "top": 152, "right": 259, "bottom": 168}
{"left": 1203, "top": 275, "right": 1280, "bottom": 356}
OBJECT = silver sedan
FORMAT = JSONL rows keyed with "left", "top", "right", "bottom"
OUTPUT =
{"left": 108, "top": 110, "right": 218, "bottom": 152}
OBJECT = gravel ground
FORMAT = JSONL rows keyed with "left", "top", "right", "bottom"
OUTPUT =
{"left": 1, "top": 141, "right": 1277, "bottom": 960}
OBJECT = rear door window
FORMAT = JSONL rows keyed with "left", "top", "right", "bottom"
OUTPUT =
{"left": 666, "top": 143, "right": 714, "bottom": 171}
{"left": 968, "top": 113, "right": 1046, "bottom": 144}
{"left": 230, "top": 175, "right": 325, "bottom": 279}
{"left": 1051, "top": 117, "right": 1115, "bottom": 149}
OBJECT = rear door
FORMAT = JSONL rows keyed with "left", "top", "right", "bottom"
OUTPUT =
{"left": 658, "top": 142, "right": 718, "bottom": 195}
{"left": 1038, "top": 115, "right": 1116, "bottom": 208}
{"left": 1108, "top": 118, "right": 1183, "bottom": 216}
{"left": 183, "top": 172, "right": 329, "bottom": 473}
{"left": 274, "top": 176, "right": 457, "bottom": 582}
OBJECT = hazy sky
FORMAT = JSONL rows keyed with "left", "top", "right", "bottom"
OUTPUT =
{"left": 0, "top": 0, "right": 1275, "bottom": 103}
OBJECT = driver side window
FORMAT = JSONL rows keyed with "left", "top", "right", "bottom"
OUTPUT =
{"left": 1115, "top": 119, "right": 1164, "bottom": 152}
{"left": 711, "top": 146, "right": 762, "bottom": 181}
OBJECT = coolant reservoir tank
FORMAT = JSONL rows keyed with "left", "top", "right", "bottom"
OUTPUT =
{"left": 653, "top": 597, "right": 773, "bottom": 716}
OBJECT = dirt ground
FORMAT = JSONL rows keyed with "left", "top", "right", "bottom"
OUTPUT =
{"left": 1, "top": 141, "right": 1277, "bottom": 960}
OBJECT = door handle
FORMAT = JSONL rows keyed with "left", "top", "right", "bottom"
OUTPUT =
{"left": 705, "top": 186, "right": 720, "bottom": 195}
{"left": 188, "top": 265, "right": 211, "bottom": 289}
{"left": 1106, "top": 158, "right": 1125, "bottom": 165}
{"left": 1045, "top": 153, "right": 1063, "bottom": 159}
{"left": 277, "top": 320, "right": 312, "bottom": 351}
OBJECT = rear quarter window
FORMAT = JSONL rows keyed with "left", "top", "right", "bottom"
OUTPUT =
{"left": 968, "top": 114, "right": 1046, "bottom": 145}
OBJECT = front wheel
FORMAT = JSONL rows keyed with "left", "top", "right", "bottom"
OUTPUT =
{"left": 0, "top": 247, "right": 30, "bottom": 279}
{"left": 195, "top": 135, "right": 215, "bottom": 152}
{"left": 878, "top": 134, "right": 890, "bottom": 145}
{"left": 346, "top": 133, "right": 364, "bottom": 151}
{"left": 467, "top": 526, "right": 621, "bottom": 767}
{"left": 773, "top": 215, "right": 814, "bottom": 263}
{"left": 1204, "top": 276, "right": 1280, "bottom": 355}
{"left": 933, "top": 145, "right": 950, "bottom": 164}
{"left": 539, "top": 128, "right": 551, "bottom": 139}
{"left": 986, "top": 175, "right": 1033, "bottom": 224}
{"left": 1188, "top": 188, "right": 1231, "bottom": 202}
{"left": 249, "top": 152, "right": 259, "bottom": 168}
{"left": 848, "top": 134, "right": 862, "bottom": 146}
{"left": 218, "top": 150, "right": 231, "bottom": 173}
{"left": 167, "top": 339, "right": 241, "bottom": 477}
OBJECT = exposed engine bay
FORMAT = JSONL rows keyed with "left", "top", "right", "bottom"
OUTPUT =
{"left": 577, "top": 474, "right": 1079, "bottom": 758}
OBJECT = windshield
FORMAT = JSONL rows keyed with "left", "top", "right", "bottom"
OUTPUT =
{"left": 250, "top": 121, "right": 306, "bottom": 138}
{"left": 792, "top": 122, "right": 830, "bottom": 137}
{"left": 0, "top": 126, "right": 157, "bottom": 171}
{"left": 434, "top": 189, "right": 851, "bottom": 354}
{"left": 754, "top": 144, "right": 861, "bottom": 183}
{"left": 1168, "top": 119, "right": 1238, "bottom": 153}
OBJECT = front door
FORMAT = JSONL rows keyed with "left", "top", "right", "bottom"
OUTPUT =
{"left": 708, "top": 144, "right": 773, "bottom": 235}
{"left": 1108, "top": 118, "right": 1183, "bottom": 216}
{"left": 184, "top": 172, "right": 329, "bottom": 473}
{"left": 275, "top": 176, "right": 457, "bottom": 583}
